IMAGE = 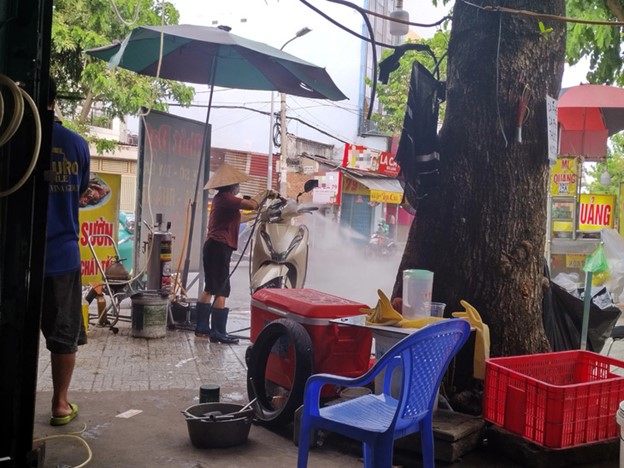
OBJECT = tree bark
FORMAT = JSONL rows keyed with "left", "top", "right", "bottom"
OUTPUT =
{"left": 393, "top": 1, "right": 566, "bottom": 357}
{"left": 605, "top": 0, "right": 624, "bottom": 22}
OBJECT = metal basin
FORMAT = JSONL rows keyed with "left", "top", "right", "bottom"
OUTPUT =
{"left": 184, "top": 403, "right": 253, "bottom": 449}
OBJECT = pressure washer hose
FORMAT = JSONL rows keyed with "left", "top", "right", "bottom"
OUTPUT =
{"left": 0, "top": 74, "right": 42, "bottom": 198}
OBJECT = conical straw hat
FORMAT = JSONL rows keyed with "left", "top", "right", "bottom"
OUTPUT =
{"left": 204, "top": 163, "right": 250, "bottom": 190}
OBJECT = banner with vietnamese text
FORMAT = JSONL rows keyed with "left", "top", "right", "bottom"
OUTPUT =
{"left": 578, "top": 193, "right": 615, "bottom": 231}
{"left": 342, "top": 144, "right": 399, "bottom": 177}
{"left": 79, "top": 172, "right": 121, "bottom": 284}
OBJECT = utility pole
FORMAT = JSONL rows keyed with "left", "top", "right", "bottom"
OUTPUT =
{"left": 266, "top": 27, "right": 311, "bottom": 193}
{"left": 279, "top": 92, "right": 288, "bottom": 195}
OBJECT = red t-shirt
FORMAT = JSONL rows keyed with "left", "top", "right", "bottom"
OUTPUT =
{"left": 207, "top": 191, "right": 243, "bottom": 249}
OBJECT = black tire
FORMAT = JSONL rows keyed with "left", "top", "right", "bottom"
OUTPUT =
{"left": 245, "top": 345, "right": 253, "bottom": 367}
{"left": 247, "top": 318, "right": 313, "bottom": 428}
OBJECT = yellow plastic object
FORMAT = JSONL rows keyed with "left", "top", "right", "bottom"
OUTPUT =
{"left": 81, "top": 299, "right": 89, "bottom": 333}
{"left": 397, "top": 316, "right": 445, "bottom": 328}
{"left": 451, "top": 300, "right": 490, "bottom": 380}
{"left": 361, "top": 289, "right": 403, "bottom": 326}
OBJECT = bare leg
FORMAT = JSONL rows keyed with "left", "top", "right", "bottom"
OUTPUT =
{"left": 213, "top": 296, "right": 226, "bottom": 308}
{"left": 51, "top": 352, "right": 76, "bottom": 417}
{"left": 199, "top": 291, "right": 212, "bottom": 304}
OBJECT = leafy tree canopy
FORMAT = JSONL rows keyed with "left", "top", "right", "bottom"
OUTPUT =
{"left": 368, "top": 30, "right": 449, "bottom": 135}
{"left": 566, "top": 0, "right": 624, "bottom": 85}
{"left": 51, "top": 0, "right": 194, "bottom": 138}
{"left": 585, "top": 133, "right": 624, "bottom": 195}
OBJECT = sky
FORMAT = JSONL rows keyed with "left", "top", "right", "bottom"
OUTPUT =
{"left": 128, "top": 1, "right": 590, "bottom": 150}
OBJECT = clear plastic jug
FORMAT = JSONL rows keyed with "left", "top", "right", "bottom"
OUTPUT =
{"left": 402, "top": 269, "right": 434, "bottom": 319}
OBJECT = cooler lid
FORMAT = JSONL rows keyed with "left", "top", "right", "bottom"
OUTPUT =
{"left": 251, "top": 288, "right": 367, "bottom": 318}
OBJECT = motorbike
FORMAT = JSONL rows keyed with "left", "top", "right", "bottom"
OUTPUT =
{"left": 366, "top": 220, "right": 397, "bottom": 257}
{"left": 248, "top": 179, "right": 318, "bottom": 293}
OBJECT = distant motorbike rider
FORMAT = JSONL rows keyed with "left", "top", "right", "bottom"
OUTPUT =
{"left": 196, "top": 163, "right": 278, "bottom": 343}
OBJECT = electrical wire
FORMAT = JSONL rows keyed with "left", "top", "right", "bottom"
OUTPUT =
{"left": 32, "top": 434, "right": 93, "bottom": 468}
{"left": 299, "top": 0, "right": 378, "bottom": 120}
{"left": 461, "top": 0, "right": 624, "bottom": 27}
{"left": 288, "top": 95, "right": 352, "bottom": 142}
{"left": 298, "top": 0, "right": 440, "bottom": 121}
{"left": 359, "top": 4, "right": 450, "bottom": 28}
{"left": 167, "top": 102, "right": 348, "bottom": 144}
{"left": 494, "top": 14, "right": 508, "bottom": 148}
{"left": 137, "top": 0, "right": 166, "bottom": 118}
{"left": 0, "top": 76, "right": 42, "bottom": 198}
{"left": 173, "top": 199, "right": 192, "bottom": 297}
{"left": 298, "top": 0, "right": 436, "bottom": 52}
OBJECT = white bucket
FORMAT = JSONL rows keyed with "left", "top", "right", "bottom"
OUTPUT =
{"left": 617, "top": 401, "right": 624, "bottom": 467}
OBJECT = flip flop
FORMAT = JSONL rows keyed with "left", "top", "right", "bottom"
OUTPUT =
{"left": 50, "top": 403, "right": 78, "bottom": 426}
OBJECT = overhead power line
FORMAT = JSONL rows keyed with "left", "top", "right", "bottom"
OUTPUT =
{"left": 167, "top": 103, "right": 349, "bottom": 144}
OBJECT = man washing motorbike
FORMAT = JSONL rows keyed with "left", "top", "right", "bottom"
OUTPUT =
{"left": 196, "top": 163, "right": 278, "bottom": 343}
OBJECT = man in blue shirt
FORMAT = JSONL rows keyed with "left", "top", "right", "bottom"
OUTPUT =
{"left": 42, "top": 77, "right": 90, "bottom": 426}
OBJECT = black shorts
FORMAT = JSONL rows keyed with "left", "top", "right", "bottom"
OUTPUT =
{"left": 203, "top": 238, "right": 233, "bottom": 297}
{"left": 41, "top": 269, "right": 87, "bottom": 354}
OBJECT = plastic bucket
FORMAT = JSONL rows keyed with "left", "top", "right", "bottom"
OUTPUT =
{"left": 402, "top": 269, "right": 433, "bottom": 319}
{"left": 131, "top": 290, "right": 169, "bottom": 338}
{"left": 617, "top": 401, "right": 624, "bottom": 467}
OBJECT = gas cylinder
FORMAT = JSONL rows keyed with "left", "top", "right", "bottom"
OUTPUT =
{"left": 146, "top": 217, "right": 173, "bottom": 293}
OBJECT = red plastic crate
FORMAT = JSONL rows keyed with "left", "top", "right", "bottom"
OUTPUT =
{"left": 483, "top": 350, "right": 624, "bottom": 448}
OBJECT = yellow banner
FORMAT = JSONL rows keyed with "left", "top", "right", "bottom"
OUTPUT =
{"left": 79, "top": 173, "right": 121, "bottom": 284}
{"left": 370, "top": 189, "right": 402, "bottom": 204}
{"left": 550, "top": 157, "right": 578, "bottom": 196}
{"left": 342, "top": 177, "right": 369, "bottom": 195}
{"left": 578, "top": 193, "right": 615, "bottom": 231}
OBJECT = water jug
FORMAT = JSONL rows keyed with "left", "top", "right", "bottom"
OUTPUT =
{"left": 402, "top": 269, "right": 434, "bottom": 319}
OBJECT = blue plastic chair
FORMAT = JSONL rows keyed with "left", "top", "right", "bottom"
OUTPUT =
{"left": 297, "top": 319, "right": 471, "bottom": 468}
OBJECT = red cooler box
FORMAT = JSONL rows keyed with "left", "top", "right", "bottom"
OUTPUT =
{"left": 250, "top": 288, "right": 373, "bottom": 396}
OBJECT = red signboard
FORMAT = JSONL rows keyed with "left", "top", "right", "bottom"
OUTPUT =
{"left": 342, "top": 144, "right": 399, "bottom": 177}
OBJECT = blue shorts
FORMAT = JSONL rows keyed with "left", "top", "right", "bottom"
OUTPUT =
{"left": 41, "top": 270, "right": 87, "bottom": 354}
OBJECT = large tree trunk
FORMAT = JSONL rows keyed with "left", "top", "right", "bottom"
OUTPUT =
{"left": 393, "top": 1, "right": 566, "bottom": 357}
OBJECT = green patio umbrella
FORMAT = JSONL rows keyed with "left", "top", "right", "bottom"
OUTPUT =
{"left": 85, "top": 24, "right": 347, "bottom": 100}
{"left": 86, "top": 24, "right": 347, "bottom": 289}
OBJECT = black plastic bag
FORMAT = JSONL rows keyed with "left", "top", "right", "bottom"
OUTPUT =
{"left": 543, "top": 281, "right": 621, "bottom": 352}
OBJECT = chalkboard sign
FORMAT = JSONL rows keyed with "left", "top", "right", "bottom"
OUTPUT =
{"left": 136, "top": 111, "right": 209, "bottom": 280}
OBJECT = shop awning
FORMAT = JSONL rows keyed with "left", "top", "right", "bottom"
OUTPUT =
{"left": 348, "top": 174, "right": 403, "bottom": 204}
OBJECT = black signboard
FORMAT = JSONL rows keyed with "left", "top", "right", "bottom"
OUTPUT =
{"left": 136, "top": 110, "right": 209, "bottom": 280}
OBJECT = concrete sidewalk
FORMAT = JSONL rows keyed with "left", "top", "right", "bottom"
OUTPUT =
{"left": 35, "top": 309, "right": 365, "bottom": 467}
{"left": 34, "top": 306, "right": 621, "bottom": 467}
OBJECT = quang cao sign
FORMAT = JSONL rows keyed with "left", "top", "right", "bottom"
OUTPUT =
{"left": 342, "top": 144, "right": 399, "bottom": 177}
{"left": 550, "top": 157, "right": 578, "bottom": 196}
{"left": 312, "top": 171, "right": 341, "bottom": 205}
{"left": 578, "top": 193, "right": 615, "bottom": 231}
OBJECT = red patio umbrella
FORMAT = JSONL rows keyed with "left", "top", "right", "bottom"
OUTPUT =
{"left": 558, "top": 84, "right": 624, "bottom": 160}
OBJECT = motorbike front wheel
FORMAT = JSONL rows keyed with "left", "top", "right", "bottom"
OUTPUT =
{"left": 246, "top": 318, "right": 314, "bottom": 428}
